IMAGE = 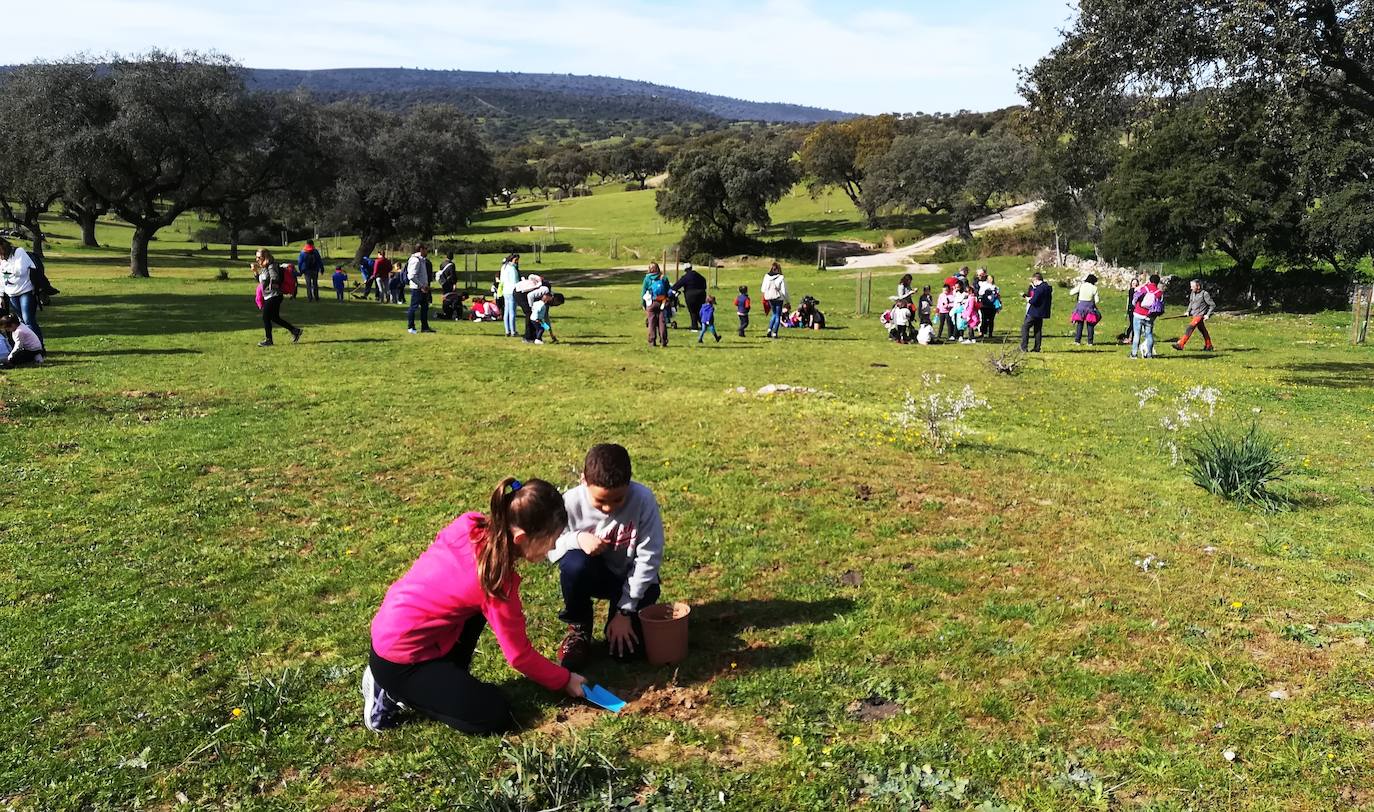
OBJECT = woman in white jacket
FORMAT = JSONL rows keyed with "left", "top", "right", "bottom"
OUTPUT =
{"left": 760, "top": 262, "right": 788, "bottom": 338}
{"left": 0, "top": 237, "right": 41, "bottom": 345}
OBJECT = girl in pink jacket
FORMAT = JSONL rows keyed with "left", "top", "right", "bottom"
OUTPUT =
{"left": 363, "top": 477, "right": 589, "bottom": 733}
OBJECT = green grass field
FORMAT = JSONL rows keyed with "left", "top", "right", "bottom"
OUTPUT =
{"left": 3, "top": 191, "right": 1374, "bottom": 811}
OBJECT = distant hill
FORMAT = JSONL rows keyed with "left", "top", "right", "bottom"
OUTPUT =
{"left": 244, "top": 67, "right": 854, "bottom": 126}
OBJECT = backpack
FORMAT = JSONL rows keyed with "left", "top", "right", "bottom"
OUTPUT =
{"left": 279, "top": 266, "right": 298, "bottom": 296}
{"left": 1139, "top": 286, "right": 1164, "bottom": 315}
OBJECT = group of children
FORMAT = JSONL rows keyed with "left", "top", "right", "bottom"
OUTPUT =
{"left": 363, "top": 444, "right": 667, "bottom": 734}
{"left": 883, "top": 267, "right": 1002, "bottom": 345}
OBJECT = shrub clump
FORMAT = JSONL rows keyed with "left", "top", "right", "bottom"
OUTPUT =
{"left": 1185, "top": 420, "right": 1291, "bottom": 510}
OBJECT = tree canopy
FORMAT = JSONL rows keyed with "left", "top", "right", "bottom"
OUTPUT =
{"left": 654, "top": 138, "right": 799, "bottom": 251}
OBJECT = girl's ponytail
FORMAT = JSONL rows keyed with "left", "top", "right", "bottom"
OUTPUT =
{"left": 478, "top": 477, "right": 567, "bottom": 600}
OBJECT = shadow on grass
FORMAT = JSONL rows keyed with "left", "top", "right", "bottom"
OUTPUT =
{"left": 1281, "top": 361, "right": 1374, "bottom": 389}
{"left": 60, "top": 348, "right": 204, "bottom": 357}
{"left": 51, "top": 293, "right": 412, "bottom": 338}
{"left": 501, "top": 597, "right": 856, "bottom": 727}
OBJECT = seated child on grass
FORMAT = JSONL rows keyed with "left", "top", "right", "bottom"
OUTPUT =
{"left": 551, "top": 444, "right": 665, "bottom": 669}
{"left": 0, "top": 314, "right": 43, "bottom": 368}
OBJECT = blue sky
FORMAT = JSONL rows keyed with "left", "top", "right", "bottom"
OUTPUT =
{"left": 11, "top": 0, "right": 1074, "bottom": 114}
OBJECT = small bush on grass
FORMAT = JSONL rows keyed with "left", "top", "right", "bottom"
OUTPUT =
{"left": 1185, "top": 420, "right": 1291, "bottom": 510}
{"left": 487, "top": 735, "right": 622, "bottom": 811}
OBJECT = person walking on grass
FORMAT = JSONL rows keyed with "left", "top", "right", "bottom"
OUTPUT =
{"left": 362, "top": 477, "right": 589, "bottom": 734}
{"left": 977, "top": 271, "right": 1001, "bottom": 339}
{"left": 642, "top": 263, "right": 670, "bottom": 347}
{"left": 1130, "top": 273, "right": 1165, "bottom": 359}
{"left": 0, "top": 237, "right": 42, "bottom": 346}
{"left": 1020, "top": 272, "right": 1052, "bottom": 353}
{"left": 697, "top": 295, "right": 721, "bottom": 344}
{"left": 439, "top": 253, "right": 458, "bottom": 295}
{"left": 406, "top": 243, "right": 436, "bottom": 335}
{"left": 332, "top": 265, "right": 349, "bottom": 301}
{"left": 672, "top": 262, "right": 708, "bottom": 332}
{"left": 1120, "top": 275, "right": 1140, "bottom": 345}
{"left": 761, "top": 262, "right": 788, "bottom": 339}
{"left": 735, "top": 285, "right": 751, "bottom": 337}
{"left": 255, "top": 248, "right": 302, "bottom": 347}
{"left": 297, "top": 240, "right": 324, "bottom": 302}
{"left": 1069, "top": 274, "right": 1102, "bottom": 345}
{"left": 1173, "top": 279, "right": 1217, "bottom": 352}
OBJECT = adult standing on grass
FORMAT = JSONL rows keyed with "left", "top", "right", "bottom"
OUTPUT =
{"left": 439, "top": 253, "right": 458, "bottom": 295}
{"left": 1173, "top": 279, "right": 1217, "bottom": 352}
{"left": 1120, "top": 275, "right": 1140, "bottom": 345}
{"left": 255, "top": 248, "right": 302, "bottom": 347}
{"left": 1069, "top": 274, "right": 1102, "bottom": 345}
{"left": 1130, "top": 273, "right": 1165, "bottom": 359}
{"left": 373, "top": 250, "right": 394, "bottom": 304}
{"left": 977, "top": 272, "right": 1001, "bottom": 339}
{"left": 297, "top": 240, "right": 324, "bottom": 302}
{"left": 1019, "top": 272, "right": 1052, "bottom": 353}
{"left": 672, "top": 262, "right": 708, "bottom": 332}
{"left": 406, "top": 243, "right": 436, "bottom": 334}
{"left": 500, "top": 254, "right": 521, "bottom": 337}
{"left": 0, "top": 237, "right": 42, "bottom": 346}
{"left": 761, "top": 262, "right": 788, "bottom": 339}
{"left": 642, "top": 263, "right": 671, "bottom": 347}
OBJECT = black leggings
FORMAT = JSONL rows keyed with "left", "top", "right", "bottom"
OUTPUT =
{"left": 262, "top": 297, "right": 297, "bottom": 341}
{"left": 369, "top": 615, "right": 514, "bottom": 734}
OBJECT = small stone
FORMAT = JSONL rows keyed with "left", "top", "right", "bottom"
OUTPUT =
{"left": 1268, "top": 689, "right": 1289, "bottom": 700}
{"left": 175, "top": 792, "right": 190, "bottom": 805}
{"left": 756, "top": 384, "right": 778, "bottom": 396}
{"left": 1223, "top": 749, "right": 1237, "bottom": 762}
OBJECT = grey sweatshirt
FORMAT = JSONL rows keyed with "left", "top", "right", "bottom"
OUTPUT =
{"left": 548, "top": 482, "right": 664, "bottom": 611}
{"left": 1186, "top": 289, "right": 1216, "bottom": 318}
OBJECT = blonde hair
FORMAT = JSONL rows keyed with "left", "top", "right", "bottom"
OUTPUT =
{"left": 256, "top": 248, "right": 276, "bottom": 267}
{"left": 476, "top": 477, "right": 567, "bottom": 600}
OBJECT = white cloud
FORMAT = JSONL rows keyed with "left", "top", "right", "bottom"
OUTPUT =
{"left": 9, "top": 0, "right": 1070, "bottom": 113}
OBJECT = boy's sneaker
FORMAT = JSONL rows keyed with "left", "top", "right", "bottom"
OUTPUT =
{"left": 291, "top": 328, "right": 303, "bottom": 343}
{"left": 407, "top": 328, "right": 418, "bottom": 334}
{"left": 257, "top": 339, "right": 273, "bottom": 347}
{"left": 715, "top": 334, "right": 721, "bottom": 343}
{"left": 533, "top": 339, "right": 543, "bottom": 345}
{"left": 361, "top": 666, "right": 402, "bottom": 732}
{"left": 557, "top": 624, "right": 593, "bottom": 670}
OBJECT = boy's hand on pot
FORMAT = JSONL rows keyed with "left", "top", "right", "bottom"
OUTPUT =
{"left": 608, "top": 613, "right": 639, "bottom": 656}
{"left": 564, "top": 672, "right": 587, "bottom": 699}
{"left": 577, "top": 532, "right": 608, "bottom": 555}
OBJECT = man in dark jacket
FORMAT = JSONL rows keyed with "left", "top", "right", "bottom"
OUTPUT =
{"left": 1020, "top": 272, "right": 1052, "bottom": 353}
{"left": 672, "top": 263, "right": 709, "bottom": 331}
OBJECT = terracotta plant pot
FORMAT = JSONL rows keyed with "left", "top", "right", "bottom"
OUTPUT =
{"left": 639, "top": 602, "right": 690, "bottom": 665}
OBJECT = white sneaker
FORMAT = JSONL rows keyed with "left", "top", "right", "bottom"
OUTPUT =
{"left": 361, "top": 666, "right": 402, "bottom": 732}
{"left": 407, "top": 328, "right": 418, "bottom": 334}
{"left": 533, "top": 339, "right": 544, "bottom": 345}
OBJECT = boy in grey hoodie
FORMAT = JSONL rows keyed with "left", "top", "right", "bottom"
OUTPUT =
{"left": 551, "top": 444, "right": 665, "bottom": 668}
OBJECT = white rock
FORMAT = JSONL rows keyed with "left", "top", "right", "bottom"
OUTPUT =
{"left": 1269, "top": 689, "right": 1289, "bottom": 700}
{"left": 1223, "top": 749, "right": 1237, "bottom": 762}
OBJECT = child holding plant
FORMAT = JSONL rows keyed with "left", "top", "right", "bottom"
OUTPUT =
{"left": 363, "top": 477, "right": 589, "bottom": 734}
{"left": 552, "top": 444, "right": 665, "bottom": 669}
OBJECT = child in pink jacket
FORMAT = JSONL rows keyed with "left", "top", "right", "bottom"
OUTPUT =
{"left": 364, "top": 477, "right": 590, "bottom": 733}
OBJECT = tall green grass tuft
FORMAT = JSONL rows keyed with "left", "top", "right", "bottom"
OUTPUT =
{"left": 1185, "top": 420, "right": 1291, "bottom": 510}
{"left": 486, "top": 735, "right": 622, "bottom": 811}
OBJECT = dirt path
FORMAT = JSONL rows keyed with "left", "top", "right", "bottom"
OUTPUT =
{"left": 840, "top": 201, "right": 1042, "bottom": 269}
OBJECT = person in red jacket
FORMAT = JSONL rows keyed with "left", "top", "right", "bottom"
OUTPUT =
{"left": 373, "top": 250, "right": 394, "bottom": 303}
{"left": 363, "top": 477, "right": 590, "bottom": 733}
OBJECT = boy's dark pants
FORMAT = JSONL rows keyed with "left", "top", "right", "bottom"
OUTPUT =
{"left": 558, "top": 550, "right": 660, "bottom": 652}
{"left": 737, "top": 313, "right": 749, "bottom": 336}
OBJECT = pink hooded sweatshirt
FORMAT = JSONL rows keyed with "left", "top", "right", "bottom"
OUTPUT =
{"left": 369, "top": 512, "right": 569, "bottom": 692}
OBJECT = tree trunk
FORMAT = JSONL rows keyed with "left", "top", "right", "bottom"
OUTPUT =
{"left": 957, "top": 219, "right": 974, "bottom": 241}
{"left": 228, "top": 226, "right": 240, "bottom": 262}
{"left": 78, "top": 209, "right": 99, "bottom": 248}
{"left": 22, "top": 218, "right": 45, "bottom": 263}
{"left": 130, "top": 226, "right": 152, "bottom": 278}
{"left": 353, "top": 235, "right": 379, "bottom": 268}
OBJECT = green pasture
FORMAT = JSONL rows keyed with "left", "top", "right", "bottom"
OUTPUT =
{"left": 2, "top": 191, "right": 1374, "bottom": 811}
